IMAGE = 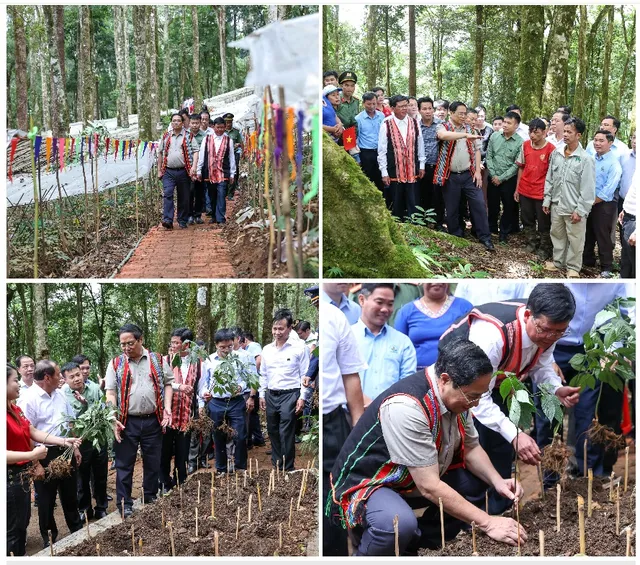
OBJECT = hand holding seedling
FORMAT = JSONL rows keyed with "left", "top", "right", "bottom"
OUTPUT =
{"left": 482, "top": 516, "right": 528, "bottom": 546}
{"left": 494, "top": 477, "right": 524, "bottom": 501}
{"left": 511, "top": 432, "right": 541, "bottom": 465}
{"left": 554, "top": 385, "right": 581, "bottom": 407}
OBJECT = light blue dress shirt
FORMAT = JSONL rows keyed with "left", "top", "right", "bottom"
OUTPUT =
{"left": 355, "top": 110, "right": 385, "bottom": 150}
{"left": 594, "top": 150, "right": 623, "bottom": 201}
{"left": 352, "top": 319, "right": 417, "bottom": 401}
{"left": 198, "top": 352, "right": 249, "bottom": 406}
{"left": 620, "top": 150, "right": 636, "bottom": 199}
{"left": 586, "top": 137, "right": 630, "bottom": 163}
{"left": 320, "top": 290, "right": 361, "bottom": 325}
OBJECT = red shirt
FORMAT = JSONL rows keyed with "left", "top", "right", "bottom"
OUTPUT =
{"left": 7, "top": 404, "right": 32, "bottom": 465}
{"left": 516, "top": 140, "right": 556, "bottom": 199}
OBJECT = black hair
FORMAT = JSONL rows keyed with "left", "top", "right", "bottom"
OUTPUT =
{"left": 417, "top": 96, "right": 434, "bottom": 110}
{"left": 360, "top": 283, "right": 395, "bottom": 297}
{"left": 504, "top": 111, "right": 522, "bottom": 124}
{"left": 34, "top": 359, "right": 57, "bottom": 381}
{"left": 528, "top": 118, "right": 547, "bottom": 132}
{"left": 435, "top": 339, "right": 493, "bottom": 388}
{"left": 362, "top": 92, "right": 377, "bottom": 103}
{"left": 190, "top": 113, "right": 201, "bottom": 121}
{"left": 229, "top": 326, "right": 244, "bottom": 338}
{"left": 408, "top": 96, "right": 417, "bottom": 103}
{"left": 294, "top": 320, "right": 311, "bottom": 332}
{"left": 323, "top": 70, "right": 339, "bottom": 80}
{"left": 602, "top": 115, "right": 621, "bottom": 132}
{"left": 71, "top": 354, "right": 90, "bottom": 365}
{"left": 434, "top": 99, "right": 449, "bottom": 110}
{"left": 449, "top": 101, "right": 467, "bottom": 113}
{"left": 527, "top": 283, "right": 576, "bottom": 323}
{"left": 178, "top": 108, "right": 189, "bottom": 116}
{"left": 565, "top": 117, "right": 586, "bottom": 135}
{"left": 201, "top": 110, "right": 210, "bottom": 118}
{"left": 475, "top": 105, "right": 487, "bottom": 113}
{"left": 118, "top": 323, "right": 143, "bottom": 340}
{"left": 214, "top": 328, "right": 235, "bottom": 344}
{"left": 553, "top": 112, "right": 570, "bottom": 124}
{"left": 594, "top": 129, "right": 615, "bottom": 144}
{"left": 61, "top": 362, "right": 80, "bottom": 376}
{"left": 466, "top": 107, "right": 478, "bottom": 115}
{"left": 492, "top": 116, "right": 504, "bottom": 123}
{"left": 273, "top": 308, "right": 294, "bottom": 327}
{"left": 15, "top": 354, "right": 34, "bottom": 368}
{"left": 170, "top": 112, "right": 183, "bottom": 121}
{"left": 505, "top": 104, "right": 521, "bottom": 114}
{"left": 242, "top": 331, "right": 255, "bottom": 342}
{"left": 171, "top": 328, "right": 194, "bottom": 342}
{"left": 212, "top": 117, "right": 225, "bottom": 126}
{"left": 209, "top": 119, "right": 214, "bottom": 126}
{"left": 389, "top": 95, "right": 409, "bottom": 107}
{"left": 557, "top": 105, "right": 572, "bottom": 115}
{"left": 372, "top": 86, "right": 385, "bottom": 94}
{"left": 7, "top": 363, "right": 17, "bottom": 377}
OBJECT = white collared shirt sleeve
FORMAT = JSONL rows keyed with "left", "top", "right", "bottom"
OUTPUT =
{"left": 197, "top": 136, "right": 207, "bottom": 176}
{"left": 228, "top": 142, "right": 236, "bottom": 177}
{"left": 416, "top": 120, "right": 426, "bottom": 169}
{"left": 377, "top": 119, "right": 389, "bottom": 177}
{"left": 299, "top": 345, "right": 310, "bottom": 387}
{"left": 197, "top": 359, "right": 211, "bottom": 408}
{"left": 259, "top": 350, "right": 269, "bottom": 398}
{"left": 529, "top": 345, "right": 562, "bottom": 392}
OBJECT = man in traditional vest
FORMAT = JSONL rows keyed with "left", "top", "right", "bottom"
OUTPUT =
{"left": 327, "top": 339, "right": 526, "bottom": 556}
{"left": 440, "top": 283, "right": 581, "bottom": 514}
{"left": 105, "top": 323, "right": 174, "bottom": 518}
{"left": 377, "top": 94, "right": 426, "bottom": 219}
{"left": 197, "top": 117, "right": 236, "bottom": 225}
{"left": 223, "top": 113, "right": 244, "bottom": 200}
{"left": 187, "top": 114, "right": 207, "bottom": 224}
{"left": 158, "top": 113, "right": 200, "bottom": 230}
{"left": 435, "top": 101, "right": 495, "bottom": 251}
{"left": 160, "top": 328, "right": 202, "bottom": 491}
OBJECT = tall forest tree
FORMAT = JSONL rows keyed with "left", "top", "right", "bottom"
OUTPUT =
{"left": 157, "top": 284, "right": 172, "bottom": 354}
{"left": 573, "top": 6, "right": 589, "bottom": 119}
{"left": 516, "top": 6, "right": 544, "bottom": 119}
{"left": 262, "top": 283, "right": 274, "bottom": 346}
{"left": 149, "top": 7, "right": 160, "bottom": 129}
{"left": 615, "top": 7, "right": 636, "bottom": 119}
{"left": 472, "top": 6, "right": 484, "bottom": 108}
{"left": 113, "top": 6, "right": 129, "bottom": 127}
{"left": 195, "top": 284, "right": 211, "bottom": 347}
{"left": 78, "top": 6, "right": 94, "bottom": 124}
{"left": 192, "top": 7, "right": 202, "bottom": 110}
{"left": 408, "top": 6, "right": 416, "bottom": 97}
{"left": 11, "top": 6, "right": 28, "bottom": 132}
{"left": 161, "top": 6, "right": 172, "bottom": 111}
{"left": 42, "top": 5, "right": 68, "bottom": 136}
{"left": 217, "top": 7, "right": 228, "bottom": 92}
{"left": 33, "top": 283, "right": 49, "bottom": 359}
{"left": 599, "top": 6, "right": 615, "bottom": 118}
{"left": 132, "top": 6, "right": 153, "bottom": 140}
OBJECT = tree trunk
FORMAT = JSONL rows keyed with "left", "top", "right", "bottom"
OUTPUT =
{"left": 322, "top": 6, "right": 329, "bottom": 69}
{"left": 472, "top": 6, "right": 485, "bottom": 108}
{"left": 78, "top": 6, "right": 94, "bottom": 125}
{"left": 17, "top": 285, "right": 34, "bottom": 358}
{"left": 385, "top": 8, "right": 390, "bottom": 94}
{"left": 123, "top": 8, "right": 132, "bottom": 115}
{"left": 572, "top": 5, "right": 589, "bottom": 118}
{"left": 43, "top": 5, "right": 68, "bottom": 137}
{"left": 268, "top": 5, "right": 278, "bottom": 22}
{"left": 132, "top": 6, "right": 152, "bottom": 140}
{"left": 149, "top": 6, "right": 159, "bottom": 132}
{"left": 218, "top": 7, "right": 228, "bottom": 92}
{"left": 365, "top": 6, "right": 378, "bottom": 91}
{"left": 192, "top": 7, "right": 202, "bottom": 109}
{"left": 231, "top": 9, "right": 237, "bottom": 88}
{"left": 113, "top": 6, "right": 130, "bottom": 127}
{"left": 75, "top": 284, "right": 83, "bottom": 354}
{"left": 162, "top": 6, "right": 171, "bottom": 110}
{"left": 195, "top": 284, "right": 211, "bottom": 346}
{"left": 516, "top": 6, "right": 544, "bottom": 121}
{"left": 408, "top": 6, "right": 416, "bottom": 97}
{"left": 614, "top": 7, "right": 636, "bottom": 119}
{"left": 11, "top": 7, "right": 28, "bottom": 132}
{"left": 157, "top": 284, "right": 172, "bottom": 354}
{"left": 599, "top": 6, "right": 615, "bottom": 118}
{"left": 261, "top": 283, "right": 274, "bottom": 346}
{"left": 541, "top": 5, "right": 577, "bottom": 116}
{"left": 53, "top": 6, "right": 66, "bottom": 91}
{"left": 178, "top": 8, "right": 186, "bottom": 105}
{"left": 33, "top": 284, "right": 49, "bottom": 360}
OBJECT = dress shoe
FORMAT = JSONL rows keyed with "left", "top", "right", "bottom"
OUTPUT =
{"left": 483, "top": 240, "right": 496, "bottom": 252}
{"left": 188, "top": 217, "right": 195, "bottom": 225}
{"left": 265, "top": 449, "right": 272, "bottom": 455}
{"left": 94, "top": 509, "right": 108, "bottom": 519}
{"left": 195, "top": 217, "right": 204, "bottom": 224}
{"left": 252, "top": 440, "right": 266, "bottom": 447}
{"left": 178, "top": 223, "right": 188, "bottom": 229}
{"left": 161, "top": 221, "right": 173, "bottom": 230}
{"left": 123, "top": 506, "right": 134, "bottom": 519}
{"left": 107, "top": 494, "right": 113, "bottom": 501}
{"left": 188, "top": 464, "right": 196, "bottom": 474}
{"left": 600, "top": 270, "right": 613, "bottom": 279}
{"left": 79, "top": 509, "right": 93, "bottom": 523}
{"left": 209, "top": 218, "right": 218, "bottom": 224}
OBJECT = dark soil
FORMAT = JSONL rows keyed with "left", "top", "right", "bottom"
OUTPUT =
{"left": 420, "top": 477, "right": 635, "bottom": 556}
{"left": 59, "top": 468, "right": 317, "bottom": 557}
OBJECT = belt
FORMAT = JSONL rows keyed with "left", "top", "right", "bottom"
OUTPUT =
{"left": 166, "top": 166, "right": 185, "bottom": 171}
{"left": 450, "top": 169, "right": 470, "bottom": 175}
{"left": 323, "top": 405, "right": 346, "bottom": 423}
{"left": 128, "top": 413, "right": 156, "bottom": 419}
{"left": 624, "top": 213, "right": 636, "bottom": 221}
{"left": 267, "top": 388, "right": 299, "bottom": 396}
{"left": 7, "top": 463, "right": 30, "bottom": 484}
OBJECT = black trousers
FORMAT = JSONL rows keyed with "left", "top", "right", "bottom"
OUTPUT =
{"left": 621, "top": 214, "right": 636, "bottom": 278}
{"left": 584, "top": 200, "right": 617, "bottom": 271}
{"left": 77, "top": 441, "right": 108, "bottom": 513}
{"left": 419, "top": 164, "right": 444, "bottom": 226}
{"left": 7, "top": 466, "right": 31, "bottom": 556}
{"left": 443, "top": 170, "right": 491, "bottom": 242}
{"left": 519, "top": 194, "right": 552, "bottom": 252}
{"left": 488, "top": 175, "right": 518, "bottom": 237}
{"left": 160, "top": 427, "right": 191, "bottom": 488}
{"left": 323, "top": 406, "right": 353, "bottom": 557}
{"left": 266, "top": 388, "right": 299, "bottom": 471}
{"left": 359, "top": 148, "right": 384, "bottom": 193}
{"left": 190, "top": 179, "right": 206, "bottom": 217}
{"left": 34, "top": 446, "right": 82, "bottom": 545}
{"left": 114, "top": 415, "right": 162, "bottom": 509}
{"left": 390, "top": 181, "right": 419, "bottom": 222}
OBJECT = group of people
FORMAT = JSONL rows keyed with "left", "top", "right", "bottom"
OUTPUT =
{"left": 158, "top": 108, "right": 244, "bottom": 230}
{"left": 321, "top": 281, "right": 634, "bottom": 556}
{"left": 6, "top": 304, "right": 319, "bottom": 556}
{"left": 322, "top": 70, "right": 636, "bottom": 278}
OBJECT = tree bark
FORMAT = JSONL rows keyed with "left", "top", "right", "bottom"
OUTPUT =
{"left": 268, "top": 5, "right": 278, "bottom": 22}
{"left": 78, "top": 6, "right": 94, "bottom": 125}
{"left": 384, "top": 8, "right": 390, "bottom": 94}
{"left": 322, "top": 6, "right": 329, "bottom": 70}
{"left": 195, "top": 283, "right": 211, "bottom": 346}
{"left": 365, "top": 6, "right": 378, "bottom": 91}
{"left": 33, "top": 283, "right": 49, "bottom": 360}
{"left": 472, "top": 6, "right": 485, "bottom": 108}
{"left": 162, "top": 6, "right": 172, "bottom": 111}
{"left": 614, "top": 7, "right": 636, "bottom": 119}
{"left": 17, "top": 285, "right": 34, "bottom": 358}
{"left": 572, "top": 5, "right": 589, "bottom": 118}
{"left": 132, "top": 6, "right": 152, "bottom": 140}
{"left": 157, "top": 284, "right": 172, "bottom": 354}
{"left": 53, "top": 6, "right": 66, "bottom": 91}
{"left": 149, "top": 6, "right": 160, "bottom": 132}
{"left": 192, "top": 7, "right": 202, "bottom": 109}
{"left": 43, "top": 5, "right": 68, "bottom": 137}
{"left": 516, "top": 6, "right": 544, "bottom": 121}
{"left": 599, "top": 6, "right": 615, "bottom": 118}
{"left": 217, "top": 7, "right": 228, "bottom": 92}
{"left": 113, "top": 6, "right": 130, "bottom": 127}
{"left": 408, "top": 6, "right": 416, "bottom": 97}
{"left": 11, "top": 6, "right": 28, "bottom": 132}
{"left": 123, "top": 8, "right": 132, "bottom": 115}
{"left": 75, "top": 284, "right": 83, "bottom": 354}
{"left": 261, "top": 283, "right": 274, "bottom": 346}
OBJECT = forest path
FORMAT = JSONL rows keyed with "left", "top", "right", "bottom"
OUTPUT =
{"left": 114, "top": 199, "right": 238, "bottom": 279}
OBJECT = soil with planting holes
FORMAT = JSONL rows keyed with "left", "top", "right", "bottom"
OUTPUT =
{"left": 421, "top": 476, "right": 635, "bottom": 556}
{"left": 59, "top": 468, "right": 317, "bottom": 556}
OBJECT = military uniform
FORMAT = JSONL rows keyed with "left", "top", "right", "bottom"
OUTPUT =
{"left": 224, "top": 112, "right": 243, "bottom": 199}
{"left": 336, "top": 71, "right": 360, "bottom": 132}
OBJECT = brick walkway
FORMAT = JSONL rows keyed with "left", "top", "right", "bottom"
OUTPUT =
{"left": 115, "top": 201, "right": 237, "bottom": 279}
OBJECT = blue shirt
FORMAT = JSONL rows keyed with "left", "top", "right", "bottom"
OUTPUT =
{"left": 594, "top": 150, "right": 622, "bottom": 201}
{"left": 419, "top": 118, "right": 442, "bottom": 165}
{"left": 394, "top": 297, "right": 473, "bottom": 368}
{"left": 586, "top": 138, "right": 631, "bottom": 163}
{"left": 352, "top": 320, "right": 417, "bottom": 400}
{"left": 199, "top": 352, "right": 252, "bottom": 404}
{"left": 320, "top": 290, "right": 361, "bottom": 325}
{"left": 355, "top": 110, "right": 385, "bottom": 150}
{"left": 620, "top": 150, "right": 636, "bottom": 199}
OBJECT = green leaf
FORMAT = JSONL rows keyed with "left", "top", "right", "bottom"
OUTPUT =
{"left": 499, "top": 377, "right": 513, "bottom": 402}
{"left": 541, "top": 391, "right": 563, "bottom": 426}
{"left": 515, "top": 389, "right": 532, "bottom": 404}
{"left": 171, "top": 354, "right": 181, "bottom": 368}
{"left": 569, "top": 353, "right": 586, "bottom": 370}
{"left": 509, "top": 400, "right": 521, "bottom": 428}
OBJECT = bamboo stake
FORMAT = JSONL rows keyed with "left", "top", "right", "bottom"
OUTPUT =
{"left": 161, "top": 504, "right": 165, "bottom": 528}
{"left": 610, "top": 471, "right": 615, "bottom": 501}
{"left": 515, "top": 497, "right": 521, "bottom": 556}
{"left": 48, "top": 531, "right": 53, "bottom": 556}
{"left": 264, "top": 87, "right": 275, "bottom": 277}
{"left": 588, "top": 469, "right": 593, "bottom": 517}
{"left": 30, "top": 119, "right": 39, "bottom": 277}
{"left": 195, "top": 507, "right": 199, "bottom": 538}
{"left": 215, "top": 531, "right": 219, "bottom": 556}
{"left": 393, "top": 514, "right": 399, "bottom": 557}
{"left": 257, "top": 484, "right": 262, "bottom": 512}
{"left": 248, "top": 493, "right": 253, "bottom": 523}
{"left": 471, "top": 521, "right": 478, "bottom": 555}
{"left": 96, "top": 544, "right": 100, "bottom": 556}
{"left": 279, "top": 523, "right": 283, "bottom": 548}
{"left": 85, "top": 512, "right": 91, "bottom": 538}
{"left": 485, "top": 490, "right": 489, "bottom": 514}
{"left": 236, "top": 472, "right": 239, "bottom": 494}
{"left": 256, "top": 458, "right": 259, "bottom": 476}
{"left": 439, "top": 497, "right": 445, "bottom": 549}
{"left": 211, "top": 470, "right": 214, "bottom": 489}
{"left": 227, "top": 477, "right": 230, "bottom": 505}
{"left": 135, "top": 140, "right": 139, "bottom": 239}
{"left": 249, "top": 458, "right": 252, "bottom": 478}
{"left": 244, "top": 470, "right": 247, "bottom": 488}
{"left": 138, "top": 538, "right": 143, "bottom": 556}
{"left": 584, "top": 439, "right": 588, "bottom": 477}
{"left": 10, "top": 552, "right": 14, "bottom": 557}
{"left": 297, "top": 471, "right": 306, "bottom": 510}
{"left": 289, "top": 497, "right": 294, "bottom": 529}
{"left": 198, "top": 480, "right": 201, "bottom": 505}
{"left": 211, "top": 487, "right": 215, "bottom": 518}
{"left": 616, "top": 485, "right": 620, "bottom": 536}
{"left": 577, "top": 495, "right": 586, "bottom": 555}
{"left": 131, "top": 524, "right": 135, "bottom": 555}
{"left": 556, "top": 484, "right": 561, "bottom": 532}
{"left": 121, "top": 499, "right": 125, "bottom": 520}
{"left": 279, "top": 87, "right": 296, "bottom": 277}
{"left": 626, "top": 527, "right": 631, "bottom": 557}
{"left": 624, "top": 447, "right": 629, "bottom": 492}
{"left": 282, "top": 455, "right": 286, "bottom": 476}
{"left": 539, "top": 530, "right": 545, "bottom": 557}
{"left": 537, "top": 463, "right": 545, "bottom": 501}
{"left": 168, "top": 521, "right": 175, "bottom": 556}
{"left": 236, "top": 507, "right": 240, "bottom": 540}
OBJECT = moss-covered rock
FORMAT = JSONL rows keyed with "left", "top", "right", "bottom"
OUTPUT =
{"left": 322, "top": 133, "right": 428, "bottom": 278}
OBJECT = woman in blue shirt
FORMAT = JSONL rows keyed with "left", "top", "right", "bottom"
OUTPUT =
{"left": 394, "top": 283, "right": 473, "bottom": 369}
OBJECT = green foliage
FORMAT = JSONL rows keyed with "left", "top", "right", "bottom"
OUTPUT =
{"left": 61, "top": 401, "right": 119, "bottom": 451}
{"left": 208, "top": 352, "right": 259, "bottom": 396}
{"left": 171, "top": 340, "right": 210, "bottom": 368}
{"left": 300, "top": 415, "right": 319, "bottom": 457}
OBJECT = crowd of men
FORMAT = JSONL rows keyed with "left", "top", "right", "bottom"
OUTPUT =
{"left": 158, "top": 109, "right": 244, "bottom": 230}
{"left": 7, "top": 303, "right": 319, "bottom": 555}
{"left": 323, "top": 70, "right": 636, "bottom": 278}
{"left": 321, "top": 281, "right": 634, "bottom": 556}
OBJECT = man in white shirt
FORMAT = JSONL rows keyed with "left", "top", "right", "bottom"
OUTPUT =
{"left": 546, "top": 111, "right": 568, "bottom": 149}
{"left": 321, "top": 302, "right": 366, "bottom": 556}
{"left": 18, "top": 360, "right": 83, "bottom": 548}
{"left": 440, "top": 283, "right": 581, "bottom": 514}
{"left": 16, "top": 354, "right": 35, "bottom": 389}
{"left": 241, "top": 331, "right": 266, "bottom": 448}
{"left": 259, "top": 309, "right": 310, "bottom": 471}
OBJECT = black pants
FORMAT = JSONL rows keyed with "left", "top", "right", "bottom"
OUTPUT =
{"left": 114, "top": 415, "right": 163, "bottom": 509}
{"left": 488, "top": 175, "right": 518, "bottom": 238}
{"left": 266, "top": 388, "right": 299, "bottom": 471}
{"left": 620, "top": 214, "right": 636, "bottom": 278}
{"left": 323, "top": 406, "right": 352, "bottom": 557}
{"left": 208, "top": 395, "right": 248, "bottom": 472}
{"left": 443, "top": 170, "right": 491, "bottom": 243}
{"left": 519, "top": 194, "right": 552, "bottom": 253}
{"left": 419, "top": 165, "right": 444, "bottom": 227}
{"left": 389, "top": 181, "right": 419, "bottom": 222}
{"left": 160, "top": 427, "right": 191, "bottom": 488}
{"left": 162, "top": 168, "right": 191, "bottom": 225}
{"left": 584, "top": 200, "right": 617, "bottom": 271}
{"left": 247, "top": 396, "right": 265, "bottom": 445}
{"left": 190, "top": 179, "right": 206, "bottom": 218}
{"left": 77, "top": 441, "right": 108, "bottom": 514}
{"left": 34, "top": 447, "right": 82, "bottom": 545}
{"left": 7, "top": 466, "right": 31, "bottom": 556}
{"left": 359, "top": 148, "right": 384, "bottom": 193}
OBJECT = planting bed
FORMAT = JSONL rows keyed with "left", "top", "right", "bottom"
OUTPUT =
{"left": 59, "top": 468, "right": 317, "bottom": 556}
{"left": 421, "top": 477, "right": 635, "bottom": 556}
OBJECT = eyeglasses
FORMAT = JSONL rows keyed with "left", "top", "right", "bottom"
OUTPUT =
{"left": 119, "top": 340, "right": 138, "bottom": 349}
{"left": 532, "top": 318, "right": 570, "bottom": 339}
{"left": 457, "top": 387, "right": 491, "bottom": 406}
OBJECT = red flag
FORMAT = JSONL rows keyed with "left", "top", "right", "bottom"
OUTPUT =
{"left": 114, "top": 139, "right": 120, "bottom": 162}
{"left": 343, "top": 126, "right": 356, "bottom": 151}
{"left": 105, "top": 138, "right": 110, "bottom": 162}
{"left": 8, "top": 137, "right": 18, "bottom": 182}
